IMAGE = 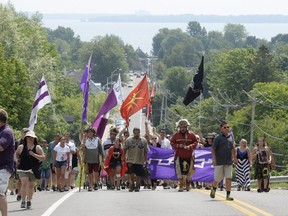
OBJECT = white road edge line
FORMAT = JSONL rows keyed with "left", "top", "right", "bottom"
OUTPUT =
{"left": 41, "top": 188, "right": 78, "bottom": 216}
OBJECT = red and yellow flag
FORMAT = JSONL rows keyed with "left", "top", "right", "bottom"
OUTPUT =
{"left": 120, "top": 75, "right": 150, "bottom": 126}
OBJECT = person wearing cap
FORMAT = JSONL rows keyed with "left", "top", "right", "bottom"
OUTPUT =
{"left": 170, "top": 119, "right": 197, "bottom": 192}
{"left": 210, "top": 121, "right": 237, "bottom": 201}
{"left": 104, "top": 137, "right": 126, "bottom": 190}
{"left": 15, "top": 130, "right": 45, "bottom": 209}
{"left": 80, "top": 127, "right": 104, "bottom": 191}
{"left": 0, "top": 109, "right": 15, "bottom": 216}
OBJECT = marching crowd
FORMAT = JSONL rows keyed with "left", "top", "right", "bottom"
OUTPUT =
{"left": 0, "top": 108, "right": 275, "bottom": 215}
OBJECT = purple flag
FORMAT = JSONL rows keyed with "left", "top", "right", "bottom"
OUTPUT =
{"left": 148, "top": 146, "right": 214, "bottom": 182}
{"left": 92, "top": 75, "right": 123, "bottom": 138}
{"left": 80, "top": 54, "right": 92, "bottom": 123}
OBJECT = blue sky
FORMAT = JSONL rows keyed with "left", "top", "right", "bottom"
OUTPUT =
{"left": 1, "top": 0, "right": 288, "bottom": 15}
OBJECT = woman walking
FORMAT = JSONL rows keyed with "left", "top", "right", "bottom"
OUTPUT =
{"left": 252, "top": 137, "right": 271, "bottom": 193}
{"left": 16, "top": 130, "right": 45, "bottom": 209}
{"left": 80, "top": 127, "right": 104, "bottom": 191}
{"left": 104, "top": 137, "right": 126, "bottom": 190}
{"left": 53, "top": 136, "right": 70, "bottom": 192}
{"left": 235, "top": 139, "right": 252, "bottom": 191}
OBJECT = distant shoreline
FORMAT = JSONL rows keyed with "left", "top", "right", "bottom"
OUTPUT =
{"left": 42, "top": 14, "right": 288, "bottom": 23}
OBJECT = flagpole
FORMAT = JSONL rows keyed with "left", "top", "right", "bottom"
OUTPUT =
{"left": 79, "top": 53, "right": 93, "bottom": 192}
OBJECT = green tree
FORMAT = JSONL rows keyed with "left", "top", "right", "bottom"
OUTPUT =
{"left": 250, "top": 45, "right": 279, "bottom": 84}
{"left": 0, "top": 46, "right": 32, "bottom": 129}
{"left": 224, "top": 24, "right": 248, "bottom": 48}
{"left": 164, "top": 66, "right": 192, "bottom": 98}
{"left": 187, "top": 21, "right": 207, "bottom": 37}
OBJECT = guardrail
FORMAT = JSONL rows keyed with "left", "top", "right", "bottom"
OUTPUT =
{"left": 232, "top": 176, "right": 288, "bottom": 188}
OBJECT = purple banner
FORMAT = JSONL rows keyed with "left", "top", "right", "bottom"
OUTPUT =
{"left": 148, "top": 146, "right": 214, "bottom": 182}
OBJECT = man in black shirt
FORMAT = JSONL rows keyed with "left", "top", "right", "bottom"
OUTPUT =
{"left": 210, "top": 121, "right": 237, "bottom": 201}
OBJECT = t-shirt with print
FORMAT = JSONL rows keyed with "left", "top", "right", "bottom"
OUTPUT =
{"left": 124, "top": 137, "right": 148, "bottom": 165}
{"left": 54, "top": 144, "right": 70, "bottom": 162}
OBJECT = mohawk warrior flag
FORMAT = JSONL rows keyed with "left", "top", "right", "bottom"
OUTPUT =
{"left": 120, "top": 75, "right": 150, "bottom": 126}
{"left": 183, "top": 56, "right": 204, "bottom": 106}
{"left": 80, "top": 54, "right": 92, "bottom": 123}
{"left": 28, "top": 76, "right": 52, "bottom": 130}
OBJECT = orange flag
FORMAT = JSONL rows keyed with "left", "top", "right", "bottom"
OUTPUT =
{"left": 120, "top": 75, "right": 150, "bottom": 126}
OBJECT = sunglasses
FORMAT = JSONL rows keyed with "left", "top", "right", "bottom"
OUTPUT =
{"left": 223, "top": 126, "right": 230, "bottom": 129}
{"left": 152, "top": 138, "right": 157, "bottom": 139}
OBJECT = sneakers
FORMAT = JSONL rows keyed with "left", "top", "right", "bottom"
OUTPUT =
{"left": 16, "top": 195, "right": 21, "bottom": 201}
{"left": 20, "top": 201, "right": 26, "bottom": 208}
{"left": 88, "top": 187, "right": 93, "bottom": 192}
{"left": 10, "top": 191, "right": 14, "bottom": 195}
{"left": 210, "top": 188, "right": 216, "bottom": 198}
{"left": 226, "top": 195, "right": 234, "bottom": 201}
{"left": 237, "top": 186, "right": 241, "bottom": 191}
{"left": 26, "top": 201, "right": 31, "bottom": 209}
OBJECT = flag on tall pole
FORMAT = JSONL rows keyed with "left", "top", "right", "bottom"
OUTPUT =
{"left": 146, "top": 82, "right": 156, "bottom": 120}
{"left": 28, "top": 75, "right": 52, "bottom": 130}
{"left": 80, "top": 54, "right": 92, "bottom": 123}
{"left": 120, "top": 75, "right": 150, "bottom": 126}
{"left": 92, "top": 74, "right": 123, "bottom": 138}
{"left": 183, "top": 56, "right": 204, "bottom": 106}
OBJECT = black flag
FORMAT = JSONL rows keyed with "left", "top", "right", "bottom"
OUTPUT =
{"left": 183, "top": 56, "right": 204, "bottom": 106}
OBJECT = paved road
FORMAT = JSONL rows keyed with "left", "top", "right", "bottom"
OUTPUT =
{"left": 8, "top": 76, "right": 286, "bottom": 216}
{"left": 7, "top": 186, "right": 286, "bottom": 216}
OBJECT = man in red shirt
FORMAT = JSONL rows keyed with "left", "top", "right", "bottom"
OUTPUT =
{"left": 170, "top": 119, "right": 197, "bottom": 192}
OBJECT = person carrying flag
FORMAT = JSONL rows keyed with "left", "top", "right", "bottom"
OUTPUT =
{"left": 170, "top": 119, "right": 197, "bottom": 192}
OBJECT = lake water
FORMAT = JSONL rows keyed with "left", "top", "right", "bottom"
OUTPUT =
{"left": 42, "top": 19, "right": 288, "bottom": 53}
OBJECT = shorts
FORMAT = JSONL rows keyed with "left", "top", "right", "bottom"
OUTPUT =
{"left": 55, "top": 160, "right": 67, "bottom": 168}
{"left": 109, "top": 161, "right": 122, "bottom": 169}
{"left": 214, "top": 165, "right": 232, "bottom": 182}
{"left": 0, "top": 169, "right": 11, "bottom": 196}
{"left": 18, "top": 171, "right": 36, "bottom": 182}
{"left": 126, "top": 163, "right": 146, "bottom": 177}
{"left": 87, "top": 163, "right": 100, "bottom": 174}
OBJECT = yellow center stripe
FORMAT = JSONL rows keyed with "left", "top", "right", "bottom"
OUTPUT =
{"left": 196, "top": 189, "right": 273, "bottom": 216}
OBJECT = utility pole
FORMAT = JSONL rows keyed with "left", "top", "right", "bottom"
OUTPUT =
{"left": 249, "top": 90, "right": 256, "bottom": 149}
{"left": 160, "top": 92, "right": 165, "bottom": 121}
{"left": 164, "top": 90, "right": 168, "bottom": 123}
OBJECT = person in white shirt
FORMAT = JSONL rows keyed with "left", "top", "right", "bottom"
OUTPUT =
{"left": 64, "top": 133, "right": 76, "bottom": 191}
{"left": 53, "top": 136, "right": 70, "bottom": 192}
{"left": 155, "top": 128, "right": 172, "bottom": 189}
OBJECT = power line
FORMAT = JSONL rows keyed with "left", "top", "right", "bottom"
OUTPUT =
{"left": 254, "top": 123, "right": 284, "bottom": 141}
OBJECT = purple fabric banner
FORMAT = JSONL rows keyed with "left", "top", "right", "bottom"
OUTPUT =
{"left": 80, "top": 55, "right": 92, "bottom": 123}
{"left": 148, "top": 146, "right": 214, "bottom": 182}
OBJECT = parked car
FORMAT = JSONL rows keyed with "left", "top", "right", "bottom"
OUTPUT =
{"left": 128, "top": 83, "right": 133, "bottom": 88}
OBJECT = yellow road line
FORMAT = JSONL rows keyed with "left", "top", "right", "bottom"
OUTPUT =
{"left": 196, "top": 189, "right": 273, "bottom": 216}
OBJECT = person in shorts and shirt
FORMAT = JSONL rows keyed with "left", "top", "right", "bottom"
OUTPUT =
{"left": 124, "top": 127, "right": 148, "bottom": 192}
{"left": 210, "top": 121, "right": 237, "bottom": 201}
{"left": 0, "top": 109, "right": 15, "bottom": 216}
{"left": 53, "top": 136, "right": 70, "bottom": 192}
